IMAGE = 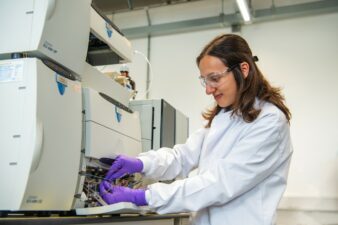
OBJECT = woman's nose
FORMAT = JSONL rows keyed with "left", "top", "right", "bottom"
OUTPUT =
{"left": 205, "top": 84, "right": 215, "bottom": 95}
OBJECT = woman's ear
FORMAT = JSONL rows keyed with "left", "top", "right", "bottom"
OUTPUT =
{"left": 240, "top": 62, "right": 250, "bottom": 79}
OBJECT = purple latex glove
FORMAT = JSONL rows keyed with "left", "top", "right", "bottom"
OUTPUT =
{"left": 99, "top": 181, "right": 147, "bottom": 206}
{"left": 100, "top": 155, "right": 143, "bottom": 181}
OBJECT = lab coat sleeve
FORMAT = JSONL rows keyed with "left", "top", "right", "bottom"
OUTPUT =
{"left": 146, "top": 111, "right": 293, "bottom": 214}
{"left": 137, "top": 128, "right": 208, "bottom": 181}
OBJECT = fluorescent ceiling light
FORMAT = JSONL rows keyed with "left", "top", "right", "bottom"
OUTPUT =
{"left": 236, "top": 0, "right": 251, "bottom": 22}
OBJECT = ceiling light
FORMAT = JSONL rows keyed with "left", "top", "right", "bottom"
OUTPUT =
{"left": 236, "top": 0, "right": 251, "bottom": 23}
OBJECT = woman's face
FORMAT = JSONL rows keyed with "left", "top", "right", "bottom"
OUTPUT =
{"left": 199, "top": 55, "right": 238, "bottom": 108}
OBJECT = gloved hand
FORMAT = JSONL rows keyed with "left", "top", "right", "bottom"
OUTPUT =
{"left": 100, "top": 155, "right": 143, "bottom": 181}
{"left": 99, "top": 181, "right": 147, "bottom": 206}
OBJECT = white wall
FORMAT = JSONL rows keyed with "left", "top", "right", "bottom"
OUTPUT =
{"left": 110, "top": 12, "right": 338, "bottom": 209}
{"left": 243, "top": 13, "right": 338, "bottom": 206}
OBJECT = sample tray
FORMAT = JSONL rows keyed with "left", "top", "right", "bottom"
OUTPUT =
{"left": 76, "top": 202, "right": 150, "bottom": 215}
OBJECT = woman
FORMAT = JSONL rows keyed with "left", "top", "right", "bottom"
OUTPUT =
{"left": 99, "top": 34, "right": 293, "bottom": 225}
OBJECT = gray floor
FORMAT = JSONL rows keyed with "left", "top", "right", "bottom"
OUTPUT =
{"left": 277, "top": 210, "right": 338, "bottom": 225}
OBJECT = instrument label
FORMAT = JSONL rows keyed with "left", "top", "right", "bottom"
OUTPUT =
{"left": 0, "top": 60, "right": 24, "bottom": 83}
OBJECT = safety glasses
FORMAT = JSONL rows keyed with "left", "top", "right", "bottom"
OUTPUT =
{"left": 198, "top": 64, "right": 237, "bottom": 88}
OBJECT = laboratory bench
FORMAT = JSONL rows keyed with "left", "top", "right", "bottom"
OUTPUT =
{"left": 0, "top": 213, "right": 190, "bottom": 225}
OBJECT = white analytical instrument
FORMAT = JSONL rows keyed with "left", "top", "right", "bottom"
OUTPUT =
{"left": 0, "top": 0, "right": 143, "bottom": 215}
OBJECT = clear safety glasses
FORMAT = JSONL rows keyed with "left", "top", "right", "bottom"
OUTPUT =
{"left": 199, "top": 65, "right": 237, "bottom": 88}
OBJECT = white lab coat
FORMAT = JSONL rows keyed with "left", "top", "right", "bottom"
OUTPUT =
{"left": 138, "top": 99, "right": 293, "bottom": 225}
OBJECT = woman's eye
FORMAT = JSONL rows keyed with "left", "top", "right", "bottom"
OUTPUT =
{"left": 209, "top": 75, "right": 221, "bottom": 82}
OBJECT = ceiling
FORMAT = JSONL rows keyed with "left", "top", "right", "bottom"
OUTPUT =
{"left": 92, "top": 0, "right": 201, "bottom": 14}
{"left": 91, "top": 0, "right": 338, "bottom": 38}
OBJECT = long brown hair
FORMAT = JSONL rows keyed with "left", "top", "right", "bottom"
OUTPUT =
{"left": 197, "top": 34, "right": 291, "bottom": 128}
